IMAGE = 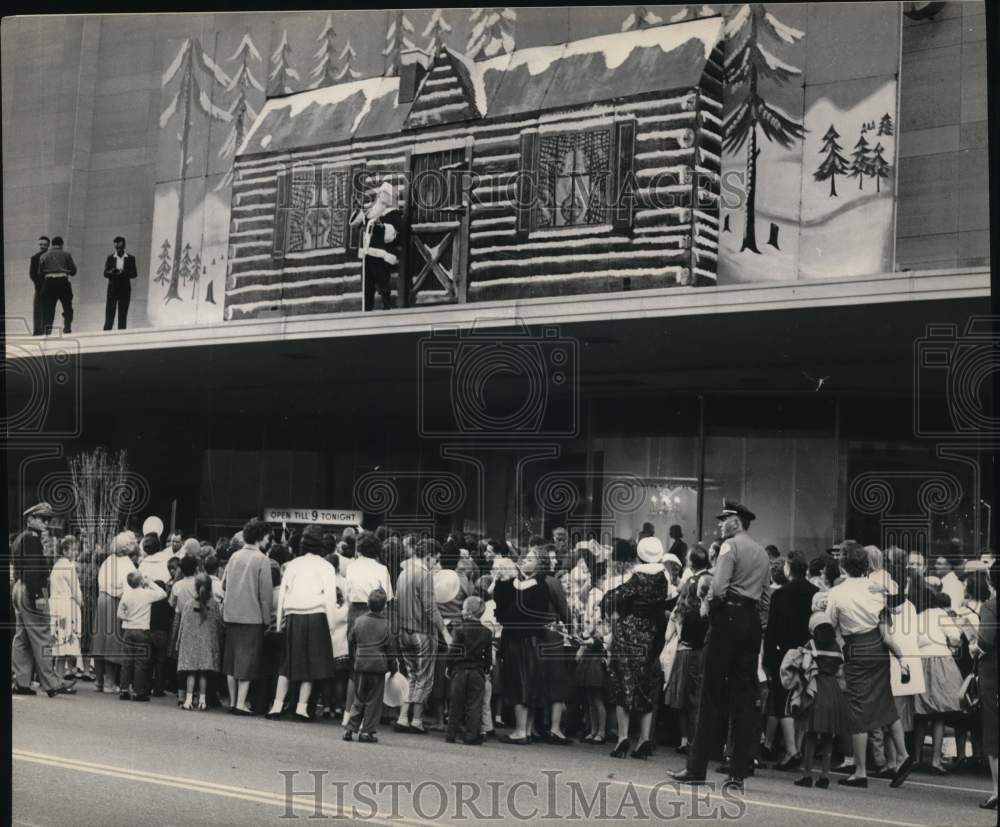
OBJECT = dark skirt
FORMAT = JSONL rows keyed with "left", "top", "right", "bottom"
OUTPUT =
{"left": 90, "top": 592, "right": 124, "bottom": 663}
{"left": 981, "top": 660, "right": 998, "bottom": 757}
{"left": 842, "top": 628, "right": 899, "bottom": 733}
{"left": 576, "top": 646, "right": 608, "bottom": 691}
{"left": 664, "top": 646, "right": 705, "bottom": 712}
{"left": 607, "top": 614, "right": 666, "bottom": 713}
{"left": 804, "top": 674, "right": 851, "bottom": 736}
{"left": 540, "top": 628, "right": 573, "bottom": 703}
{"left": 222, "top": 622, "right": 265, "bottom": 681}
{"left": 500, "top": 635, "right": 545, "bottom": 708}
{"left": 280, "top": 613, "right": 335, "bottom": 682}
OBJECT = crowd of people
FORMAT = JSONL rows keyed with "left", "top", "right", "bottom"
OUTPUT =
{"left": 10, "top": 500, "right": 998, "bottom": 810}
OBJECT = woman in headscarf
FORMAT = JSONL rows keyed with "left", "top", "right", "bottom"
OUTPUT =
{"left": 602, "top": 536, "right": 671, "bottom": 760}
{"left": 351, "top": 180, "right": 401, "bottom": 312}
{"left": 49, "top": 535, "right": 83, "bottom": 681}
{"left": 92, "top": 531, "right": 137, "bottom": 692}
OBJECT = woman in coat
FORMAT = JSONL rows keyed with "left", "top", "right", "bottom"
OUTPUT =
{"left": 49, "top": 536, "right": 83, "bottom": 679}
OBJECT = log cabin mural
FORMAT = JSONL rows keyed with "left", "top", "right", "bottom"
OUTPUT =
{"left": 223, "top": 17, "right": 725, "bottom": 319}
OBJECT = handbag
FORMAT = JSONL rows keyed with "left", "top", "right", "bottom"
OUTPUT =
{"left": 960, "top": 659, "right": 981, "bottom": 715}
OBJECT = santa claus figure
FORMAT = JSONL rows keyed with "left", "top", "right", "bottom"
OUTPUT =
{"left": 352, "top": 181, "right": 402, "bottom": 311}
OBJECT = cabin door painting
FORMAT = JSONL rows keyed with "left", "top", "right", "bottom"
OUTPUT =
{"left": 404, "top": 144, "right": 473, "bottom": 306}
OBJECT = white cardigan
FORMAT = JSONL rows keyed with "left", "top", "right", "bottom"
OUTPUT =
{"left": 276, "top": 553, "right": 339, "bottom": 633}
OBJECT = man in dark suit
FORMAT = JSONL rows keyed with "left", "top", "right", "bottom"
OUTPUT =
{"left": 103, "top": 235, "right": 138, "bottom": 330}
{"left": 29, "top": 236, "right": 50, "bottom": 335}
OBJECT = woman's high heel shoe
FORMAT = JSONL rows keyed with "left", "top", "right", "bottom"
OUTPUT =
{"left": 630, "top": 740, "right": 653, "bottom": 760}
{"left": 610, "top": 739, "right": 630, "bottom": 758}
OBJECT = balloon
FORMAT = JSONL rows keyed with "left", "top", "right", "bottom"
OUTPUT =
{"left": 142, "top": 516, "right": 164, "bottom": 537}
{"left": 434, "top": 569, "right": 461, "bottom": 603}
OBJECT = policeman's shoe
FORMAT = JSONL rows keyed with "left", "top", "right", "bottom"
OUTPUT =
{"left": 13, "top": 685, "right": 37, "bottom": 696}
{"left": 722, "top": 776, "right": 745, "bottom": 793}
{"left": 669, "top": 769, "right": 707, "bottom": 785}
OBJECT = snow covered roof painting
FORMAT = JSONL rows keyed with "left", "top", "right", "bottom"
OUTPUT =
{"left": 239, "top": 75, "right": 405, "bottom": 155}
{"left": 237, "top": 15, "right": 722, "bottom": 157}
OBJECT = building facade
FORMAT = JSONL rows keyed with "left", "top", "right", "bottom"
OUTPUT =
{"left": 3, "top": 4, "right": 993, "bottom": 558}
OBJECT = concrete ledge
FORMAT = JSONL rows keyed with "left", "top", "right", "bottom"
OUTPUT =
{"left": 5, "top": 267, "right": 990, "bottom": 359}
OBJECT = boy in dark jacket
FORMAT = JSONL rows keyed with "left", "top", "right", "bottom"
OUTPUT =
{"left": 344, "top": 588, "right": 395, "bottom": 743}
{"left": 445, "top": 596, "right": 493, "bottom": 745}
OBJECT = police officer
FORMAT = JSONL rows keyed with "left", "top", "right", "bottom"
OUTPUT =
{"left": 11, "top": 502, "right": 78, "bottom": 697}
{"left": 670, "top": 500, "right": 770, "bottom": 791}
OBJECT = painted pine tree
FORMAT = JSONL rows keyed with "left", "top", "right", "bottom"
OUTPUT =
{"left": 622, "top": 7, "right": 664, "bottom": 30}
{"left": 311, "top": 15, "right": 339, "bottom": 89}
{"left": 160, "top": 38, "right": 231, "bottom": 303}
{"left": 336, "top": 41, "right": 361, "bottom": 81}
{"left": 178, "top": 243, "right": 194, "bottom": 288}
{"left": 154, "top": 239, "right": 172, "bottom": 286}
{"left": 423, "top": 9, "right": 453, "bottom": 53}
{"left": 870, "top": 142, "right": 891, "bottom": 193}
{"left": 878, "top": 112, "right": 894, "bottom": 136}
{"left": 217, "top": 33, "right": 263, "bottom": 189}
{"left": 383, "top": 10, "right": 416, "bottom": 76}
{"left": 190, "top": 252, "right": 203, "bottom": 299}
{"left": 270, "top": 30, "right": 300, "bottom": 95}
{"left": 848, "top": 132, "right": 873, "bottom": 190}
{"left": 723, "top": 5, "right": 806, "bottom": 254}
{"left": 814, "top": 124, "right": 850, "bottom": 197}
{"left": 467, "top": 8, "right": 516, "bottom": 58}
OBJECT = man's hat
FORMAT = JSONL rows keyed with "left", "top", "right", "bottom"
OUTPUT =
{"left": 716, "top": 499, "right": 756, "bottom": 522}
{"left": 24, "top": 502, "right": 54, "bottom": 519}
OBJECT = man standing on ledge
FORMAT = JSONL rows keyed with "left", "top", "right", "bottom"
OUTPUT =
{"left": 352, "top": 181, "right": 401, "bottom": 312}
{"left": 29, "top": 235, "right": 50, "bottom": 335}
{"left": 103, "top": 235, "right": 138, "bottom": 330}
{"left": 670, "top": 500, "right": 770, "bottom": 792}
{"left": 38, "top": 235, "right": 77, "bottom": 334}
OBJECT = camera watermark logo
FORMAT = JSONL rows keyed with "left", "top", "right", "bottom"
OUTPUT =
{"left": 913, "top": 317, "right": 999, "bottom": 441}
{"left": 2, "top": 317, "right": 83, "bottom": 441}
{"left": 353, "top": 470, "right": 468, "bottom": 538}
{"left": 417, "top": 321, "right": 579, "bottom": 440}
{"left": 533, "top": 471, "right": 647, "bottom": 549}
{"left": 849, "top": 471, "right": 963, "bottom": 556}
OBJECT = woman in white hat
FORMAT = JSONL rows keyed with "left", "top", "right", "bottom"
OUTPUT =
{"left": 602, "top": 536, "right": 671, "bottom": 760}
{"left": 351, "top": 180, "right": 401, "bottom": 312}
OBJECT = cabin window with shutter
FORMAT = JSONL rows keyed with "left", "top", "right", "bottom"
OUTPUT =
{"left": 278, "top": 164, "right": 354, "bottom": 253}
{"left": 517, "top": 120, "right": 636, "bottom": 238}
{"left": 535, "top": 129, "right": 612, "bottom": 229}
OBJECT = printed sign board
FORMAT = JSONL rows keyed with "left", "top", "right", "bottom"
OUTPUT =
{"left": 263, "top": 507, "right": 363, "bottom": 526}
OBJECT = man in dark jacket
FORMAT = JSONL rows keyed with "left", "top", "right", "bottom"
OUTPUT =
{"left": 11, "top": 502, "right": 78, "bottom": 697}
{"left": 38, "top": 236, "right": 77, "bottom": 334}
{"left": 103, "top": 235, "right": 139, "bottom": 330}
{"left": 762, "top": 550, "right": 818, "bottom": 767}
{"left": 29, "top": 236, "right": 50, "bottom": 335}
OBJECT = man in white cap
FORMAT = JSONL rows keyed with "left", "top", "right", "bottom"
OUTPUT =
{"left": 671, "top": 500, "right": 769, "bottom": 791}
{"left": 351, "top": 180, "right": 401, "bottom": 311}
{"left": 11, "top": 502, "right": 77, "bottom": 697}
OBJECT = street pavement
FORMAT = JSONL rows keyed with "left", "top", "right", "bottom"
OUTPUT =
{"left": 11, "top": 691, "right": 996, "bottom": 827}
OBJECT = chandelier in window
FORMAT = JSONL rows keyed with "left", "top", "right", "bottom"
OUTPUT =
{"left": 649, "top": 485, "right": 688, "bottom": 517}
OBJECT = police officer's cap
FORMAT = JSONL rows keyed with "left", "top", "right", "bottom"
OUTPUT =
{"left": 24, "top": 502, "right": 55, "bottom": 519}
{"left": 716, "top": 500, "right": 756, "bottom": 522}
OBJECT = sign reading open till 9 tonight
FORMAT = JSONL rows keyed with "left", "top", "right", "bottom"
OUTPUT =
{"left": 263, "top": 508, "right": 363, "bottom": 526}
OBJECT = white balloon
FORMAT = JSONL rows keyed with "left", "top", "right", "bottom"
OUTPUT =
{"left": 434, "top": 569, "right": 461, "bottom": 603}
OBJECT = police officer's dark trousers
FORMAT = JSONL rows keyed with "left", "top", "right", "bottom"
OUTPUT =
{"left": 687, "top": 596, "right": 761, "bottom": 779}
